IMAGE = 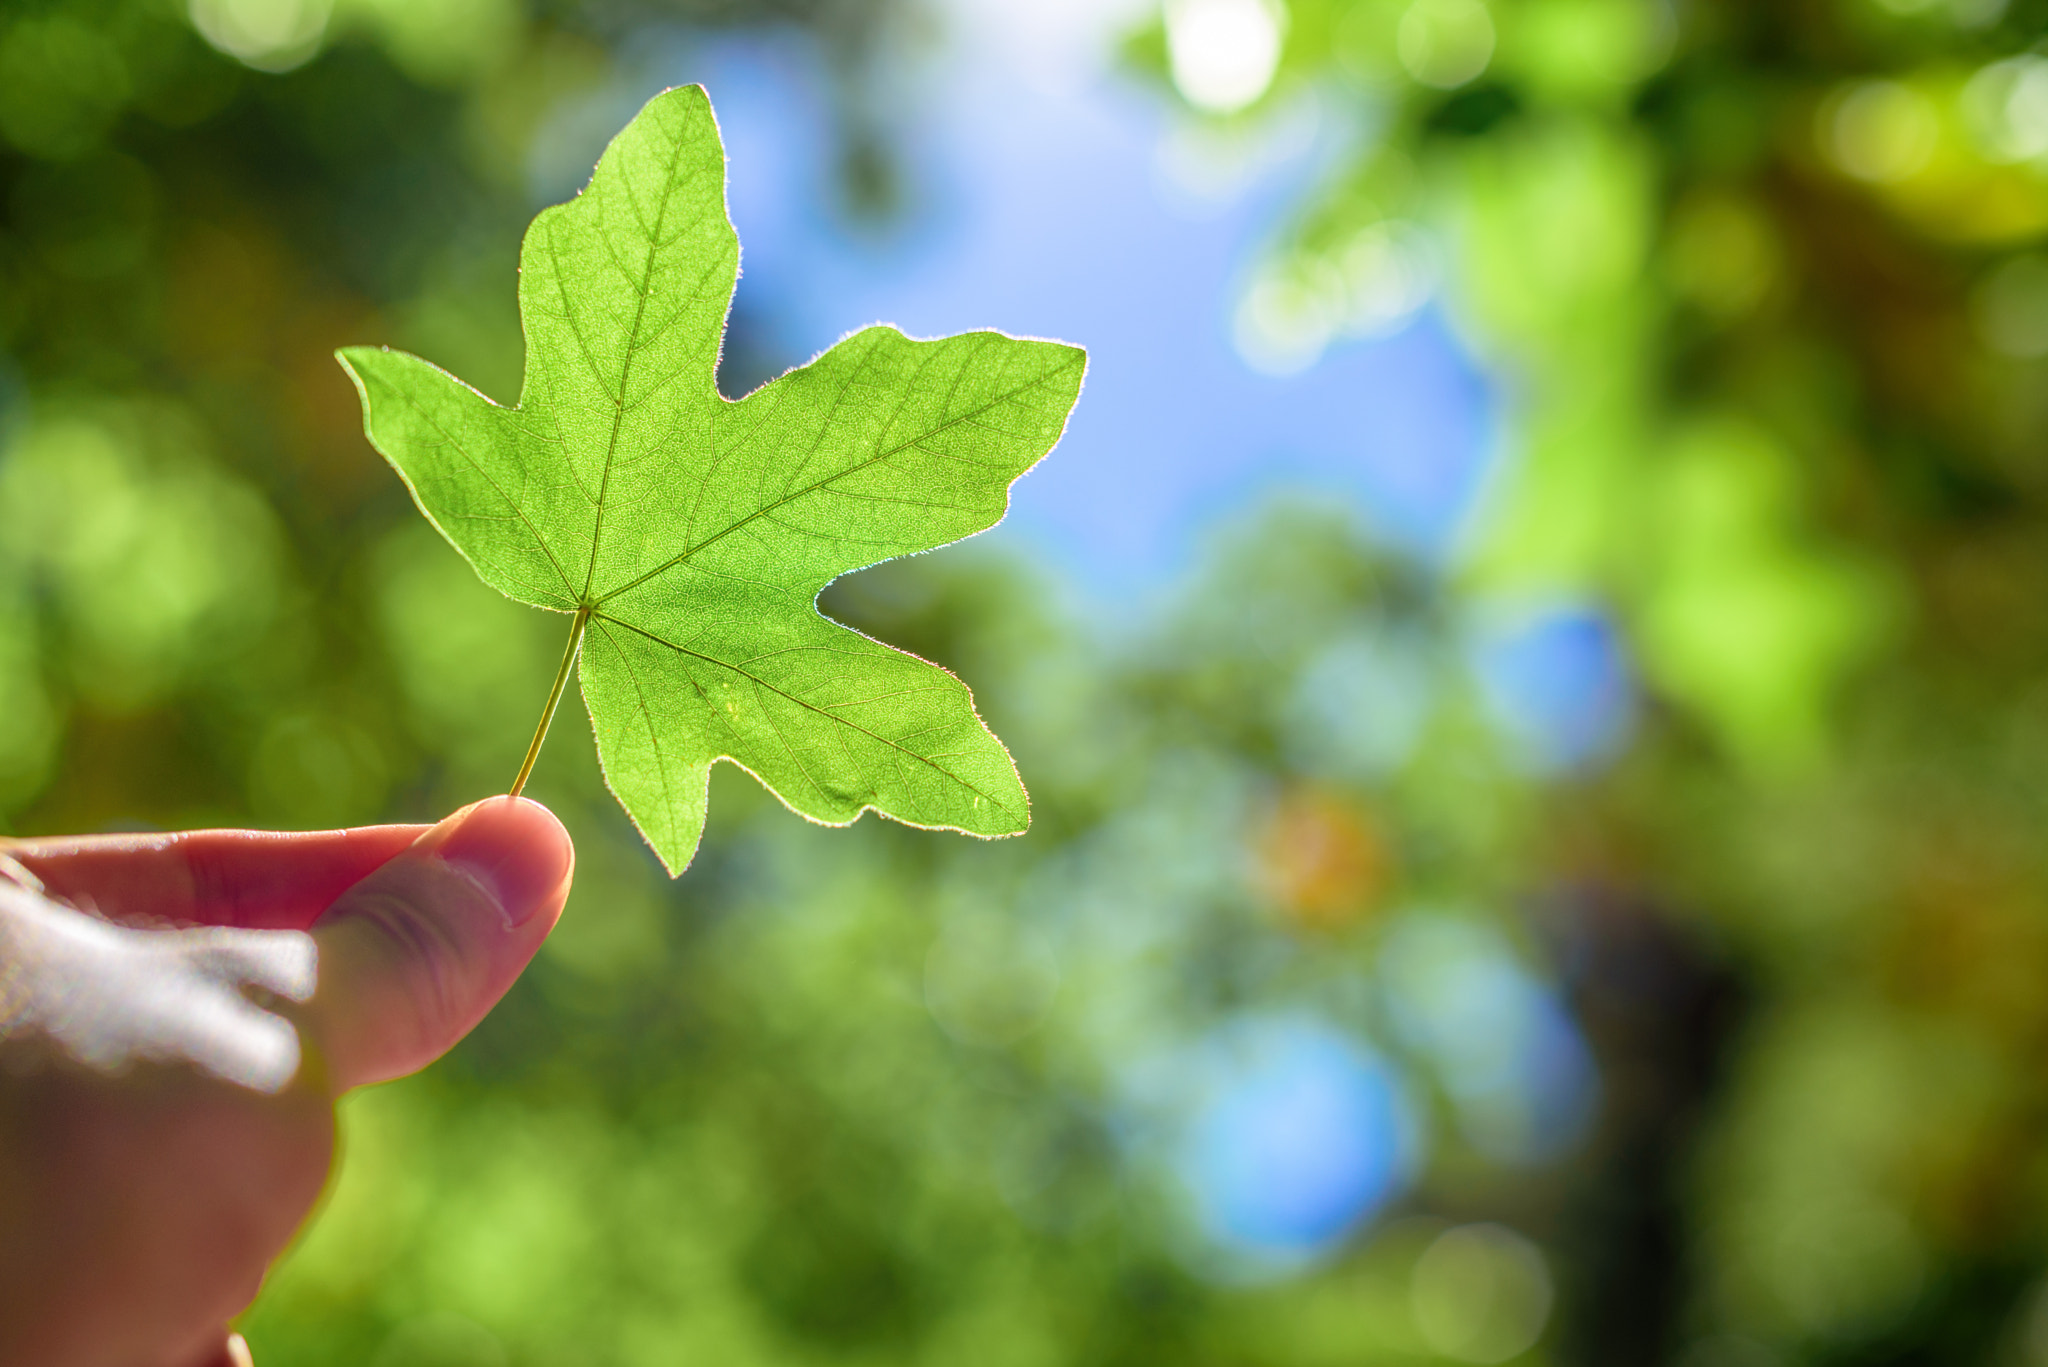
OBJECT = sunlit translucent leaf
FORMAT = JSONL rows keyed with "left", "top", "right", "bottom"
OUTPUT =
{"left": 339, "top": 86, "right": 1085, "bottom": 873}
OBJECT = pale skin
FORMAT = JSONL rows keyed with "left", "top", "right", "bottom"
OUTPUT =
{"left": 0, "top": 796, "right": 575, "bottom": 1367}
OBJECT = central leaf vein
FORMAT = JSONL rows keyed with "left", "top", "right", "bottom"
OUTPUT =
{"left": 579, "top": 120, "right": 694, "bottom": 603}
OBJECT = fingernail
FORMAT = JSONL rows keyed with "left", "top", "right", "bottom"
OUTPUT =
{"left": 432, "top": 797, "right": 572, "bottom": 928}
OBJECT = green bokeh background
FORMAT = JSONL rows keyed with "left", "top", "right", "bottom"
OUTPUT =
{"left": 7, "top": 0, "right": 2048, "bottom": 1362}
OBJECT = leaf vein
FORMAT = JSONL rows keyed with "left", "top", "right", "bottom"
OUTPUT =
{"left": 595, "top": 612, "right": 1016, "bottom": 816}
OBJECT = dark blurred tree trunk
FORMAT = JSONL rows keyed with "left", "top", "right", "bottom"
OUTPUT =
{"left": 1546, "top": 886, "right": 1749, "bottom": 1366}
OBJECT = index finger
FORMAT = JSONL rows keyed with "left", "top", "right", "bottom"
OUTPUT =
{"left": 1, "top": 825, "right": 430, "bottom": 931}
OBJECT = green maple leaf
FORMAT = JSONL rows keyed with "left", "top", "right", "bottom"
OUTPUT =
{"left": 337, "top": 86, "right": 1086, "bottom": 875}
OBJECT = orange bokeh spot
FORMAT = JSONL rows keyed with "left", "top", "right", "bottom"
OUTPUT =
{"left": 1255, "top": 786, "right": 1391, "bottom": 932}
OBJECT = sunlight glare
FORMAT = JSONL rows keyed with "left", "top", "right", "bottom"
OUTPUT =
{"left": 188, "top": 0, "right": 331, "bottom": 70}
{"left": 1825, "top": 80, "right": 1938, "bottom": 183}
{"left": 1962, "top": 56, "right": 2048, "bottom": 162}
{"left": 1397, "top": 0, "right": 1495, "bottom": 90}
{"left": 1411, "top": 1224, "right": 1555, "bottom": 1363}
{"left": 1166, "top": 0, "right": 1285, "bottom": 115}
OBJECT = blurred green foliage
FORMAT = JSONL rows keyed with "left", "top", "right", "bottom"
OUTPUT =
{"left": 9, "top": 0, "right": 2048, "bottom": 1363}
{"left": 1144, "top": 0, "right": 2048, "bottom": 1360}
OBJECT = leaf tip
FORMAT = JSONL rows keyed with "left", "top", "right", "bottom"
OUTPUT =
{"left": 333, "top": 346, "right": 380, "bottom": 420}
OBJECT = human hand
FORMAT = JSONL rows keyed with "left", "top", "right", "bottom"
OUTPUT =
{"left": 0, "top": 796, "right": 573, "bottom": 1367}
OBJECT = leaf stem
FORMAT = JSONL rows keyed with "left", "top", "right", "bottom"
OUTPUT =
{"left": 510, "top": 605, "right": 591, "bottom": 798}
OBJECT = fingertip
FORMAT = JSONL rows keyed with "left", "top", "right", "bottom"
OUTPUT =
{"left": 303, "top": 797, "right": 573, "bottom": 1091}
{"left": 422, "top": 796, "right": 574, "bottom": 930}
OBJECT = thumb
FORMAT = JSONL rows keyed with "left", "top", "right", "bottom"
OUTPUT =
{"left": 303, "top": 796, "right": 572, "bottom": 1091}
